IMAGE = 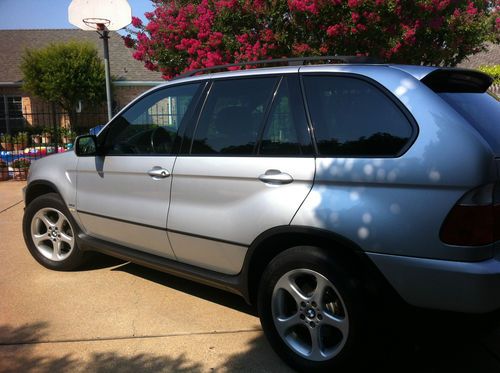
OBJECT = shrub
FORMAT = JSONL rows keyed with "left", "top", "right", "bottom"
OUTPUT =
{"left": 125, "top": 0, "right": 499, "bottom": 79}
{"left": 479, "top": 65, "right": 500, "bottom": 84}
{"left": 12, "top": 158, "right": 31, "bottom": 169}
{"left": 14, "top": 132, "right": 29, "bottom": 144}
{"left": 0, "top": 134, "right": 13, "bottom": 143}
{"left": 21, "top": 41, "right": 106, "bottom": 128}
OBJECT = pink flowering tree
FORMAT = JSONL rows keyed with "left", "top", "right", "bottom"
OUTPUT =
{"left": 125, "top": 0, "right": 499, "bottom": 79}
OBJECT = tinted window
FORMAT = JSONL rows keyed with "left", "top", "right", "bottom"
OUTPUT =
{"left": 303, "top": 76, "right": 413, "bottom": 156}
{"left": 0, "top": 96, "right": 24, "bottom": 132}
{"left": 259, "top": 77, "right": 313, "bottom": 155}
{"left": 440, "top": 92, "right": 500, "bottom": 154}
{"left": 104, "top": 83, "right": 200, "bottom": 155}
{"left": 191, "top": 77, "right": 278, "bottom": 155}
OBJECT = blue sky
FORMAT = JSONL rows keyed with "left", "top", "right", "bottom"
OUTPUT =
{"left": 0, "top": 0, "right": 154, "bottom": 30}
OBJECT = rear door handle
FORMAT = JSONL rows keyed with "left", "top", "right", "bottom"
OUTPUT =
{"left": 258, "top": 169, "right": 294, "bottom": 185}
{"left": 148, "top": 167, "right": 170, "bottom": 179}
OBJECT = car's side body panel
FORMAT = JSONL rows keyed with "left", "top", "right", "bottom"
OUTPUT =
{"left": 293, "top": 66, "right": 497, "bottom": 262}
{"left": 75, "top": 155, "right": 176, "bottom": 259}
{"left": 167, "top": 157, "right": 316, "bottom": 274}
{"left": 26, "top": 151, "right": 79, "bottom": 213}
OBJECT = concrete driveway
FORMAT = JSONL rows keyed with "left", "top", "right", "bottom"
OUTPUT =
{"left": 1, "top": 180, "right": 500, "bottom": 372}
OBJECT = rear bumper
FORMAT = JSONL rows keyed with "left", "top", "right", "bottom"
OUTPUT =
{"left": 367, "top": 251, "right": 500, "bottom": 313}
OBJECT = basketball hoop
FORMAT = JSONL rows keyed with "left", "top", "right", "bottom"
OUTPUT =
{"left": 69, "top": 0, "right": 132, "bottom": 122}
{"left": 82, "top": 18, "right": 111, "bottom": 31}
{"left": 68, "top": 0, "right": 131, "bottom": 31}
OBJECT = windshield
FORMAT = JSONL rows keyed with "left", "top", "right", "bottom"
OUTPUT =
{"left": 439, "top": 92, "right": 500, "bottom": 154}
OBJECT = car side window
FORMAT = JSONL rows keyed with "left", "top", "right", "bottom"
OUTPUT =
{"left": 303, "top": 76, "right": 413, "bottom": 157}
{"left": 103, "top": 83, "right": 201, "bottom": 155}
{"left": 259, "top": 77, "right": 313, "bottom": 156}
{"left": 191, "top": 77, "right": 278, "bottom": 155}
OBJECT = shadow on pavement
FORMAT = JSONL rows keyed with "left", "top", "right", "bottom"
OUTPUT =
{"left": 358, "top": 307, "right": 500, "bottom": 373}
{"left": 2, "top": 308, "right": 500, "bottom": 372}
{"left": 0, "top": 323, "right": 288, "bottom": 373}
{"left": 0, "top": 324, "right": 202, "bottom": 373}
{"left": 112, "top": 262, "right": 256, "bottom": 316}
{"left": 110, "top": 262, "right": 500, "bottom": 372}
{"left": 77, "top": 252, "right": 127, "bottom": 271}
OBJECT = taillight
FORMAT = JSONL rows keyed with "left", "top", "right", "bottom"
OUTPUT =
{"left": 440, "top": 183, "right": 499, "bottom": 246}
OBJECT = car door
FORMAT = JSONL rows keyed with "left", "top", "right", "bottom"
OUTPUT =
{"left": 167, "top": 75, "right": 316, "bottom": 274}
{"left": 76, "top": 82, "right": 203, "bottom": 259}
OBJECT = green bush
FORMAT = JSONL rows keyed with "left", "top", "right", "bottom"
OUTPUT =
{"left": 12, "top": 158, "right": 31, "bottom": 169}
{"left": 14, "top": 132, "right": 29, "bottom": 144}
{"left": 21, "top": 41, "right": 106, "bottom": 128}
{"left": 0, "top": 134, "right": 13, "bottom": 143}
{"left": 479, "top": 65, "right": 500, "bottom": 84}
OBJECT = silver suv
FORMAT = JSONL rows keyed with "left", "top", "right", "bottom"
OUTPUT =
{"left": 22, "top": 60, "right": 500, "bottom": 371}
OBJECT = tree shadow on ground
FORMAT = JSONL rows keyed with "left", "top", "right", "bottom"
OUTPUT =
{"left": 112, "top": 262, "right": 256, "bottom": 316}
{"left": 111, "top": 262, "right": 500, "bottom": 372}
{"left": 1, "top": 307, "right": 500, "bottom": 373}
{"left": 222, "top": 307, "right": 500, "bottom": 373}
{"left": 357, "top": 306, "right": 500, "bottom": 373}
{"left": 0, "top": 323, "right": 203, "bottom": 373}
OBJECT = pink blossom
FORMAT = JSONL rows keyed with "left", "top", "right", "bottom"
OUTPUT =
{"left": 292, "top": 43, "right": 311, "bottom": 54}
{"left": 146, "top": 21, "right": 159, "bottom": 34}
{"left": 326, "top": 24, "right": 345, "bottom": 37}
{"left": 131, "top": 16, "right": 143, "bottom": 28}
{"left": 466, "top": 2, "right": 478, "bottom": 15}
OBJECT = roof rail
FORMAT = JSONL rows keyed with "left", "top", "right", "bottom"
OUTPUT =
{"left": 171, "top": 55, "right": 383, "bottom": 80}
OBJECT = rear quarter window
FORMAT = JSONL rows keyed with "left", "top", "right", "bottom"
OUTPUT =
{"left": 303, "top": 76, "right": 414, "bottom": 157}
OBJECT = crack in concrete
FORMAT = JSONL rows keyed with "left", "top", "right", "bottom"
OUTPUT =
{"left": 0, "top": 200, "right": 23, "bottom": 214}
{"left": 0, "top": 328, "right": 263, "bottom": 347}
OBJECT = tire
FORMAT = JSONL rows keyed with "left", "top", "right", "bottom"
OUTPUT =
{"left": 23, "top": 193, "right": 87, "bottom": 271}
{"left": 257, "top": 246, "right": 367, "bottom": 372}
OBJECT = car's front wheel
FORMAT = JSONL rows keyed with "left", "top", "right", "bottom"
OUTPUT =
{"left": 258, "top": 246, "right": 367, "bottom": 372}
{"left": 23, "top": 193, "right": 86, "bottom": 270}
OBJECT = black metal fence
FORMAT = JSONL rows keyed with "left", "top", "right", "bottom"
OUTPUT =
{"left": 1, "top": 105, "right": 107, "bottom": 181}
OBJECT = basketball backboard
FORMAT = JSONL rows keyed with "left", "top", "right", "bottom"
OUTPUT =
{"left": 68, "top": 0, "right": 132, "bottom": 31}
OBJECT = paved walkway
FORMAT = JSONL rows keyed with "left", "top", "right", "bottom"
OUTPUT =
{"left": 1, "top": 181, "right": 500, "bottom": 372}
{"left": 0, "top": 180, "right": 25, "bottom": 213}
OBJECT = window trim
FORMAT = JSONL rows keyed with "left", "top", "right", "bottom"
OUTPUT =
{"left": 299, "top": 72, "right": 419, "bottom": 158}
{"left": 186, "top": 74, "right": 282, "bottom": 157}
{"left": 256, "top": 75, "right": 315, "bottom": 157}
{"left": 97, "top": 81, "right": 206, "bottom": 157}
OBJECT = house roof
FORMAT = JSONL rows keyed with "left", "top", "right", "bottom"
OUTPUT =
{"left": 458, "top": 42, "right": 500, "bottom": 69}
{"left": 0, "top": 29, "right": 162, "bottom": 83}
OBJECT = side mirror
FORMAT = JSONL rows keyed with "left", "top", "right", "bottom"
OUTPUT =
{"left": 75, "top": 135, "right": 100, "bottom": 156}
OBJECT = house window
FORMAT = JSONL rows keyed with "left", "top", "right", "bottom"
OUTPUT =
{"left": 0, "top": 96, "right": 25, "bottom": 133}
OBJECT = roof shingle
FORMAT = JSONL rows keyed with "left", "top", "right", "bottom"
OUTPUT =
{"left": 458, "top": 42, "right": 500, "bottom": 69}
{"left": 0, "top": 29, "right": 162, "bottom": 83}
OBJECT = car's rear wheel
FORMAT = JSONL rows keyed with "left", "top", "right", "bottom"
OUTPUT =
{"left": 258, "top": 246, "right": 367, "bottom": 372}
{"left": 23, "top": 193, "right": 87, "bottom": 270}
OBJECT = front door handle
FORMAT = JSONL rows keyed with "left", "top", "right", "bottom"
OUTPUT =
{"left": 258, "top": 169, "right": 294, "bottom": 185}
{"left": 148, "top": 167, "right": 170, "bottom": 179}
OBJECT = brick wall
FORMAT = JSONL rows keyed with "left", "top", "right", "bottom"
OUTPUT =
{"left": 114, "top": 86, "right": 154, "bottom": 110}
